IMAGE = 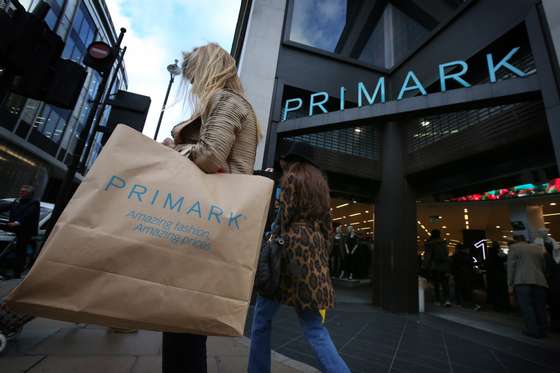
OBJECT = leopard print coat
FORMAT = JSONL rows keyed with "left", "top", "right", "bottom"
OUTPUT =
{"left": 273, "top": 174, "right": 335, "bottom": 311}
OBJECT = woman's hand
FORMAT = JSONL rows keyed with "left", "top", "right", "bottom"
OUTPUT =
{"left": 162, "top": 138, "right": 175, "bottom": 148}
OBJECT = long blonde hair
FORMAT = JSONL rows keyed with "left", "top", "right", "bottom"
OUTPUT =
{"left": 181, "top": 44, "right": 261, "bottom": 140}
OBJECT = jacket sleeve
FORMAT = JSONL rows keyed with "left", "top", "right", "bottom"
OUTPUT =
{"left": 187, "top": 92, "right": 243, "bottom": 173}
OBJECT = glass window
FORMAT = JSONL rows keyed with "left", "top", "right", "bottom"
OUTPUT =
{"left": 288, "top": 0, "right": 469, "bottom": 69}
{"left": 45, "top": 9, "right": 57, "bottom": 30}
{"left": 62, "top": 38, "right": 75, "bottom": 59}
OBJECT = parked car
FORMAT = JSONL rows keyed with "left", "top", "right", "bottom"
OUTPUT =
{"left": 0, "top": 198, "right": 54, "bottom": 252}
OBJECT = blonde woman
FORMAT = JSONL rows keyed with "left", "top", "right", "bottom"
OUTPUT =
{"left": 162, "top": 43, "right": 259, "bottom": 373}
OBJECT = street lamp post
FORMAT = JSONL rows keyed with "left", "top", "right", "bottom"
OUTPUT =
{"left": 153, "top": 59, "right": 180, "bottom": 140}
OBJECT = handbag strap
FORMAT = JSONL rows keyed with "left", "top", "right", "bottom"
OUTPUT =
{"left": 270, "top": 205, "right": 284, "bottom": 239}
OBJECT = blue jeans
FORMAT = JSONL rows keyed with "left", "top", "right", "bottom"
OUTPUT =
{"left": 248, "top": 296, "right": 350, "bottom": 373}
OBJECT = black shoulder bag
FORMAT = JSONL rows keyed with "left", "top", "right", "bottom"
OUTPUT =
{"left": 254, "top": 206, "right": 284, "bottom": 297}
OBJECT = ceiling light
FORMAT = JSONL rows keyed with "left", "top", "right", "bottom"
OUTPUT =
{"left": 464, "top": 208, "right": 468, "bottom": 213}
{"left": 367, "top": 219, "right": 374, "bottom": 222}
{"left": 545, "top": 222, "right": 551, "bottom": 225}
{"left": 551, "top": 202, "right": 557, "bottom": 206}
{"left": 332, "top": 217, "right": 342, "bottom": 221}
{"left": 352, "top": 200, "right": 357, "bottom": 204}
{"left": 421, "top": 120, "right": 430, "bottom": 127}
{"left": 365, "top": 210, "right": 369, "bottom": 213}
{"left": 543, "top": 212, "right": 560, "bottom": 217}
{"left": 354, "top": 128, "right": 362, "bottom": 133}
{"left": 336, "top": 203, "right": 349, "bottom": 209}
{"left": 442, "top": 225, "right": 447, "bottom": 229}
{"left": 503, "top": 235, "right": 507, "bottom": 238}
{"left": 496, "top": 225, "right": 501, "bottom": 229}
{"left": 349, "top": 213, "right": 361, "bottom": 217}
{"left": 464, "top": 214, "right": 469, "bottom": 220}
{"left": 446, "top": 233, "right": 450, "bottom": 236}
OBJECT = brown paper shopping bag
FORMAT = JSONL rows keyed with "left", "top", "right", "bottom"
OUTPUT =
{"left": 6, "top": 125, "right": 273, "bottom": 336}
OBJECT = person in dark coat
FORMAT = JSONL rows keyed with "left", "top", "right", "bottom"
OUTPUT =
{"left": 0, "top": 185, "right": 39, "bottom": 279}
{"left": 424, "top": 229, "right": 451, "bottom": 306}
{"left": 451, "top": 243, "right": 473, "bottom": 307}
{"left": 486, "top": 241, "right": 511, "bottom": 312}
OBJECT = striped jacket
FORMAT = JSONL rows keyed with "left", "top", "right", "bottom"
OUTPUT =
{"left": 174, "top": 89, "right": 258, "bottom": 175}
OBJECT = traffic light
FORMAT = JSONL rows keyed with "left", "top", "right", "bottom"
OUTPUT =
{"left": 0, "top": 0, "right": 87, "bottom": 109}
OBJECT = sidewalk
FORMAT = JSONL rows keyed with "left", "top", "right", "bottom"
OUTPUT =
{"left": 0, "top": 279, "right": 318, "bottom": 373}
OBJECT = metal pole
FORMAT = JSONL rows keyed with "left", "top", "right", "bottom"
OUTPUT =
{"left": 48, "top": 28, "right": 126, "bottom": 234}
{"left": 153, "top": 72, "right": 174, "bottom": 141}
{"left": 80, "top": 45, "right": 127, "bottom": 172}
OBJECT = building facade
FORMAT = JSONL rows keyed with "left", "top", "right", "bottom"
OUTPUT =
{"left": 233, "top": 0, "right": 560, "bottom": 312}
{"left": 0, "top": 0, "right": 127, "bottom": 201}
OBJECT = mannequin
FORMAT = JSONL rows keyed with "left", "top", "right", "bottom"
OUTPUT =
{"left": 340, "top": 226, "right": 359, "bottom": 280}
{"left": 330, "top": 226, "right": 344, "bottom": 277}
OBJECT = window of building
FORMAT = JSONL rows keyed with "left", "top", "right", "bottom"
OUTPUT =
{"left": 288, "top": 0, "right": 470, "bottom": 69}
{"left": 62, "top": 2, "right": 97, "bottom": 65}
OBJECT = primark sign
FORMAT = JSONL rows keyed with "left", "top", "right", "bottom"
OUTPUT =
{"left": 282, "top": 47, "right": 528, "bottom": 121}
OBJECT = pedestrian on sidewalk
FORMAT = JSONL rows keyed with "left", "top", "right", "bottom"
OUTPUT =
{"left": 248, "top": 142, "right": 350, "bottom": 373}
{"left": 424, "top": 229, "right": 451, "bottom": 307}
{"left": 161, "top": 42, "right": 260, "bottom": 373}
{"left": 0, "top": 185, "right": 39, "bottom": 279}
{"left": 507, "top": 234, "right": 548, "bottom": 339}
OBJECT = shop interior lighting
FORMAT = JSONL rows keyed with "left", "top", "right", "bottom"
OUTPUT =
{"left": 354, "top": 128, "right": 362, "bottom": 133}
{"left": 442, "top": 225, "right": 447, "bottom": 229}
{"left": 551, "top": 202, "right": 557, "bottom": 206}
{"left": 464, "top": 208, "right": 468, "bottom": 213}
{"left": 543, "top": 212, "right": 560, "bottom": 217}
{"left": 0, "top": 145, "right": 36, "bottom": 166}
{"left": 359, "top": 227, "right": 372, "bottom": 230}
{"left": 421, "top": 120, "right": 430, "bottom": 127}
{"left": 332, "top": 217, "right": 343, "bottom": 221}
{"left": 545, "top": 222, "right": 551, "bottom": 225}
{"left": 496, "top": 225, "right": 501, "bottom": 229}
{"left": 349, "top": 213, "right": 361, "bottom": 217}
{"left": 446, "top": 233, "right": 450, "bottom": 236}
{"left": 350, "top": 222, "right": 360, "bottom": 226}
{"left": 367, "top": 219, "right": 374, "bottom": 223}
{"left": 336, "top": 203, "right": 349, "bottom": 209}
{"left": 464, "top": 214, "right": 469, "bottom": 220}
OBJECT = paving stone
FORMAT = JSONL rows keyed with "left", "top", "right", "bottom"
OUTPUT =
{"left": 0, "top": 356, "right": 44, "bottom": 373}
{"left": 206, "top": 337, "right": 248, "bottom": 357}
{"left": 29, "top": 327, "right": 161, "bottom": 355}
{"left": 28, "top": 356, "right": 136, "bottom": 373}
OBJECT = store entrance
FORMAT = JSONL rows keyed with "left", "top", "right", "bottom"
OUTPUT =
{"left": 329, "top": 197, "right": 374, "bottom": 304}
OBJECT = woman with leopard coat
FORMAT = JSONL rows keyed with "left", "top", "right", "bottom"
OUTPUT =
{"left": 248, "top": 142, "right": 350, "bottom": 373}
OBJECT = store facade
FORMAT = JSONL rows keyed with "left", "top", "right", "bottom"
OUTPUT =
{"left": 233, "top": 0, "right": 560, "bottom": 312}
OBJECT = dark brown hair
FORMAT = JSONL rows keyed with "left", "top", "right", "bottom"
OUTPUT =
{"left": 280, "top": 161, "right": 330, "bottom": 221}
